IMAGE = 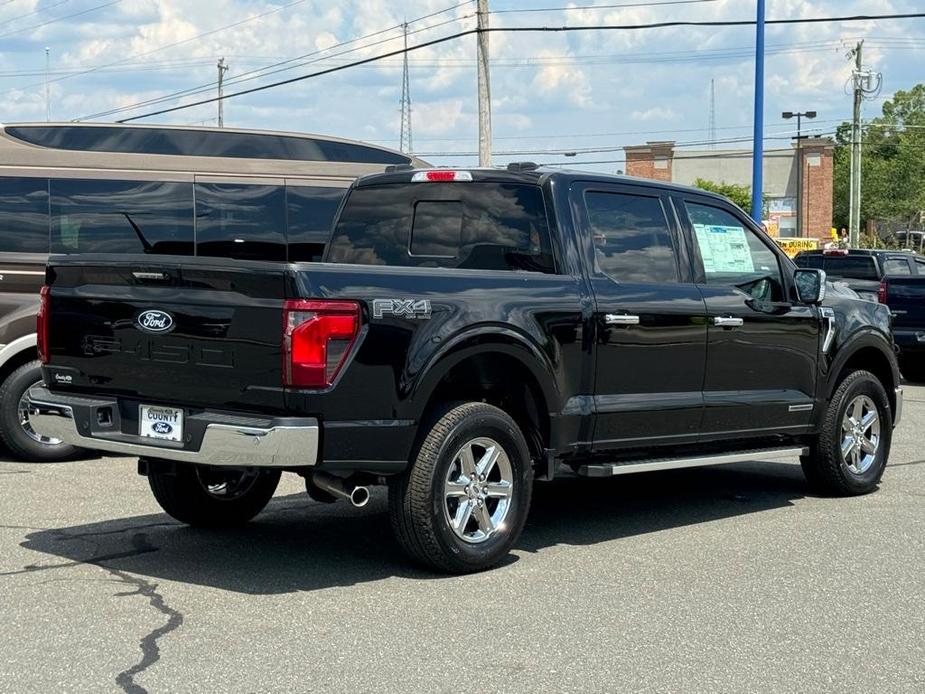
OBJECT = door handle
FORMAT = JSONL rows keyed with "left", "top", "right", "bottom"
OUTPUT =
{"left": 605, "top": 314, "right": 640, "bottom": 326}
{"left": 713, "top": 316, "right": 744, "bottom": 328}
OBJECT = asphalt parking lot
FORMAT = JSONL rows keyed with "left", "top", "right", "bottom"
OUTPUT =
{"left": 1, "top": 386, "right": 923, "bottom": 693}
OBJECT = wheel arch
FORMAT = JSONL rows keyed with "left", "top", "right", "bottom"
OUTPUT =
{"left": 0, "top": 334, "right": 38, "bottom": 384}
{"left": 408, "top": 329, "right": 559, "bottom": 462}
{"left": 825, "top": 331, "right": 899, "bottom": 422}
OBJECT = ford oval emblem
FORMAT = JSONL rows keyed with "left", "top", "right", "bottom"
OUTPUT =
{"left": 152, "top": 421, "right": 173, "bottom": 435}
{"left": 137, "top": 309, "right": 174, "bottom": 333}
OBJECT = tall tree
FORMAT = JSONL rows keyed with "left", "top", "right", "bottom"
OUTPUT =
{"left": 833, "top": 84, "right": 925, "bottom": 231}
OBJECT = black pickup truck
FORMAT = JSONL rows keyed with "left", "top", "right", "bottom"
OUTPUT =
{"left": 29, "top": 167, "right": 904, "bottom": 573}
{"left": 796, "top": 249, "right": 925, "bottom": 380}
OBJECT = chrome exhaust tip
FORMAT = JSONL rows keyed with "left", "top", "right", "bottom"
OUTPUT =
{"left": 311, "top": 471, "right": 370, "bottom": 508}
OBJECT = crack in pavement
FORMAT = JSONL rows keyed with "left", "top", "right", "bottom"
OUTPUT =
{"left": 2, "top": 524, "right": 185, "bottom": 693}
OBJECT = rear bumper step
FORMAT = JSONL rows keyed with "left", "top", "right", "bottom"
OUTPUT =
{"left": 577, "top": 447, "right": 809, "bottom": 477}
{"left": 26, "top": 387, "right": 318, "bottom": 468}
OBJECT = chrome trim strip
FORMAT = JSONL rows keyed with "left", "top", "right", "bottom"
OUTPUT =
{"left": 578, "top": 447, "right": 808, "bottom": 478}
{"left": 714, "top": 316, "right": 744, "bottom": 328}
{"left": 788, "top": 404, "right": 814, "bottom": 413}
{"left": 28, "top": 397, "right": 318, "bottom": 468}
{"left": 820, "top": 307, "right": 836, "bottom": 354}
{"left": 605, "top": 314, "right": 640, "bottom": 326}
{"left": 894, "top": 386, "right": 903, "bottom": 427}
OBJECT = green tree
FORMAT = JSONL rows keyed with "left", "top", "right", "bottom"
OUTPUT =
{"left": 692, "top": 178, "right": 754, "bottom": 211}
{"left": 833, "top": 84, "right": 925, "bottom": 231}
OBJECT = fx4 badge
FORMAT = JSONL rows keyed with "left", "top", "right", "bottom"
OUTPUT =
{"left": 372, "top": 299, "right": 432, "bottom": 320}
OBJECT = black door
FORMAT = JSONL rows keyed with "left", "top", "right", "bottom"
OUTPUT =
{"left": 676, "top": 196, "right": 820, "bottom": 438}
{"left": 573, "top": 182, "right": 707, "bottom": 450}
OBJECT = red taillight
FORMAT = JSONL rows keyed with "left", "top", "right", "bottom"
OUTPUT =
{"left": 37, "top": 285, "right": 50, "bottom": 364}
{"left": 282, "top": 300, "right": 360, "bottom": 388}
{"left": 878, "top": 279, "right": 889, "bottom": 304}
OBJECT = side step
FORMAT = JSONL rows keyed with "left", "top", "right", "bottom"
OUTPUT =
{"left": 577, "top": 447, "right": 808, "bottom": 478}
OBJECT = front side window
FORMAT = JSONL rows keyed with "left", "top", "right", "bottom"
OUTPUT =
{"left": 50, "top": 179, "right": 193, "bottom": 255}
{"left": 327, "top": 182, "right": 554, "bottom": 273}
{"left": 0, "top": 177, "right": 49, "bottom": 253}
{"left": 686, "top": 201, "right": 784, "bottom": 301}
{"left": 195, "top": 183, "right": 286, "bottom": 261}
{"left": 584, "top": 190, "right": 679, "bottom": 283}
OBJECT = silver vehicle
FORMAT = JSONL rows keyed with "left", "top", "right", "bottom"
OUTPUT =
{"left": 0, "top": 122, "right": 423, "bottom": 461}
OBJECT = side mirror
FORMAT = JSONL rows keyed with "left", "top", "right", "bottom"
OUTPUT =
{"left": 794, "top": 268, "right": 827, "bottom": 305}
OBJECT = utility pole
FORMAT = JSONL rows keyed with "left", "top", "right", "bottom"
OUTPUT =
{"left": 217, "top": 57, "right": 229, "bottom": 127}
{"left": 44, "top": 47, "right": 50, "bottom": 122}
{"left": 476, "top": 0, "right": 492, "bottom": 167}
{"left": 750, "top": 0, "right": 765, "bottom": 223}
{"left": 399, "top": 23, "right": 413, "bottom": 154}
{"left": 849, "top": 41, "right": 863, "bottom": 248}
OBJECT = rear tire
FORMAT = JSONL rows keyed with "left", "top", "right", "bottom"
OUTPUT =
{"left": 389, "top": 402, "right": 533, "bottom": 574}
{"left": 0, "top": 360, "right": 78, "bottom": 462}
{"left": 801, "top": 370, "right": 891, "bottom": 496}
{"left": 147, "top": 463, "right": 281, "bottom": 526}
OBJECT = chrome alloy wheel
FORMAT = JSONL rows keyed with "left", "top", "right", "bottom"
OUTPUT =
{"left": 841, "top": 395, "right": 881, "bottom": 475}
{"left": 18, "top": 381, "right": 63, "bottom": 445}
{"left": 196, "top": 468, "right": 261, "bottom": 500}
{"left": 443, "top": 437, "right": 514, "bottom": 544}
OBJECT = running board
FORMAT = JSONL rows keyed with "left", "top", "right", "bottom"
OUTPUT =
{"left": 577, "top": 447, "right": 808, "bottom": 478}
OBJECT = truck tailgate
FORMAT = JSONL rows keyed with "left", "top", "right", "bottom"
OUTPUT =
{"left": 887, "top": 277, "right": 925, "bottom": 329}
{"left": 45, "top": 256, "right": 288, "bottom": 412}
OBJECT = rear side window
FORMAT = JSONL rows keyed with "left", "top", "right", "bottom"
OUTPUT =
{"left": 882, "top": 258, "right": 912, "bottom": 276}
{"left": 0, "top": 177, "right": 49, "bottom": 253}
{"left": 195, "top": 183, "right": 286, "bottom": 261}
{"left": 50, "top": 179, "right": 193, "bottom": 255}
{"left": 584, "top": 190, "right": 678, "bottom": 283}
{"left": 821, "top": 256, "right": 879, "bottom": 281}
{"left": 286, "top": 186, "right": 346, "bottom": 262}
{"left": 327, "top": 183, "right": 554, "bottom": 273}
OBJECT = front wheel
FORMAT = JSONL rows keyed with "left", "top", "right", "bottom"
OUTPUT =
{"left": 147, "top": 463, "right": 281, "bottom": 526}
{"left": 389, "top": 402, "right": 533, "bottom": 574}
{"left": 0, "top": 360, "right": 78, "bottom": 462}
{"left": 801, "top": 369, "right": 892, "bottom": 496}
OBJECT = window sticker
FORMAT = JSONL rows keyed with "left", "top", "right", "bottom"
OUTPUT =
{"left": 693, "top": 224, "right": 755, "bottom": 273}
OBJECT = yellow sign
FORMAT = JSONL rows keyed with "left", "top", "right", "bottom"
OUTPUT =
{"left": 774, "top": 237, "right": 818, "bottom": 258}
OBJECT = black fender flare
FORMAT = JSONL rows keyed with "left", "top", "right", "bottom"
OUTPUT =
{"left": 822, "top": 328, "right": 899, "bottom": 414}
{"left": 404, "top": 325, "right": 560, "bottom": 423}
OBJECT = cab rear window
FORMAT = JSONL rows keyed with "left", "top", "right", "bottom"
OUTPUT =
{"left": 326, "top": 183, "right": 555, "bottom": 273}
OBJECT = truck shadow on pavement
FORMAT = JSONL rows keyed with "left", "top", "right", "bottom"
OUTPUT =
{"left": 15, "top": 460, "right": 809, "bottom": 593}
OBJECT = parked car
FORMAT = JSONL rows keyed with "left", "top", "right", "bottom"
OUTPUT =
{"left": 29, "top": 166, "right": 903, "bottom": 573}
{"left": 0, "top": 121, "right": 423, "bottom": 461}
{"left": 793, "top": 248, "right": 923, "bottom": 301}
{"left": 795, "top": 248, "right": 925, "bottom": 380}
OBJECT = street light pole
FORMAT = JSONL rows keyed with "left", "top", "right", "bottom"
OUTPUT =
{"left": 750, "top": 0, "right": 765, "bottom": 223}
{"left": 782, "top": 110, "right": 816, "bottom": 237}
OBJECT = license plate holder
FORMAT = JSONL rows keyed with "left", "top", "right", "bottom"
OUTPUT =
{"left": 139, "top": 405, "right": 184, "bottom": 443}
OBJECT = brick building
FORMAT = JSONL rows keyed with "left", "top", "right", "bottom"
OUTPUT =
{"left": 624, "top": 138, "right": 835, "bottom": 240}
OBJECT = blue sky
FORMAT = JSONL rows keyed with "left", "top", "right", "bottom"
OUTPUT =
{"left": 1, "top": 0, "right": 923, "bottom": 171}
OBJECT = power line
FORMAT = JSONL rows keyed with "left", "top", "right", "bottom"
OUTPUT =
{"left": 116, "top": 11, "right": 925, "bottom": 123}
{"left": 0, "top": 0, "right": 70, "bottom": 30}
{"left": 4, "top": 0, "right": 312, "bottom": 96}
{"left": 80, "top": 11, "right": 474, "bottom": 121}
{"left": 491, "top": 0, "right": 717, "bottom": 13}
{"left": 0, "top": 0, "right": 121, "bottom": 40}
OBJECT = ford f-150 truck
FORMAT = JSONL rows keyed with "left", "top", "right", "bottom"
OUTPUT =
{"left": 28, "top": 166, "right": 904, "bottom": 573}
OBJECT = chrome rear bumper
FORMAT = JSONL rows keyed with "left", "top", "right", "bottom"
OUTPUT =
{"left": 27, "top": 387, "right": 318, "bottom": 468}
